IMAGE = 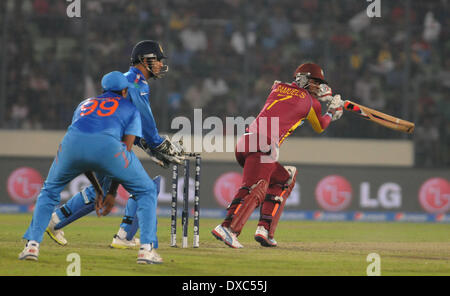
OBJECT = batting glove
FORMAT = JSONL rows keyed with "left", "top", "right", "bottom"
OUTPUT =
{"left": 317, "top": 84, "right": 333, "bottom": 103}
{"left": 327, "top": 94, "right": 344, "bottom": 109}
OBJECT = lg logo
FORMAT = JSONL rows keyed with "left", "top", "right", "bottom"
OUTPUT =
{"left": 360, "top": 182, "right": 402, "bottom": 209}
{"left": 315, "top": 175, "right": 402, "bottom": 211}
{"left": 419, "top": 178, "right": 449, "bottom": 214}
{"left": 315, "top": 175, "right": 352, "bottom": 212}
{"left": 7, "top": 167, "right": 43, "bottom": 205}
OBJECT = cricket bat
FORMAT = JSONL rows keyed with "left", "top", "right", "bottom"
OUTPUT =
{"left": 343, "top": 100, "right": 415, "bottom": 134}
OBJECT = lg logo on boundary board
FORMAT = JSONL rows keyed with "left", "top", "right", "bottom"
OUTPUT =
{"left": 316, "top": 175, "right": 402, "bottom": 211}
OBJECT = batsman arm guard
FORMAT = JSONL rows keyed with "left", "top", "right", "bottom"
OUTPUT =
{"left": 307, "top": 98, "right": 332, "bottom": 133}
{"left": 230, "top": 180, "right": 269, "bottom": 235}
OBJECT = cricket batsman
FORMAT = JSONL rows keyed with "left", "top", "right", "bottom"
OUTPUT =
{"left": 212, "top": 63, "right": 344, "bottom": 248}
{"left": 45, "top": 40, "right": 184, "bottom": 249}
{"left": 20, "top": 71, "right": 163, "bottom": 264}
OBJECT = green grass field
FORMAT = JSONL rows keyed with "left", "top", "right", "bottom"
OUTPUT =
{"left": 1, "top": 214, "right": 449, "bottom": 276}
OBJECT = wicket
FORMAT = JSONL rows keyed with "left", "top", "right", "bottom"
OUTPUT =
{"left": 170, "top": 153, "right": 201, "bottom": 248}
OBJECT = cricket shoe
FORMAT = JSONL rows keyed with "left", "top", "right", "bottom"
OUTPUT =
{"left": 137, "top": 247, "right": 163, "bottom": 264}
{"left": 110, "top": 235, "right": 140, "bottom": 249}
{"left": 211, "top": 224, "right": 243, "bottom": 249}
{"left": 254, "top": 226, "right": 277, "bottom": 247}
{"left": 46, "top": 213, "right": 68, "bottom": 246}
{"left": 18, "top": 242, "right": 39, "bottom": 261}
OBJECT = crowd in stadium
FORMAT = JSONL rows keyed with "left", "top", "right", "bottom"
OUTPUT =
{"left": 1, "top": 0, "right": 448, "bottom": 167}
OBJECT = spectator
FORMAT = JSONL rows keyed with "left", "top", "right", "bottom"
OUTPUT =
{"left": 23, "top": 114, "right": 43, "bottom": 130}
{"left": 354, "top": 72, "right": 379, "bottom": 107}
{"left": 415, "top": 117, "right": 440, "bottom": 167}
{"left": 438, "top": 59, "right": 450, "bottom": 90}
{"left": 371, "top": 42, "right": 395, "bottom": 75}
{"left": 422, "top": 11, "right": 441, "bottom": 43}
{"left": 202, "top": 72, "right": 229, "bottom": 99}
{"left": 9, "top": 96, "right": 29, "bottom": 129}
{"left": 179, "top": 21, "right": 208, "bottom": 52}
{"left": 330, "top": 24, "right": 353, "bottom": 51}
{"left": 169, "top": 37, "right": 193, "bottom": 70}
{"left": 411, "top": 38, "right": 432, "bottom": 65}
{"left": 349, "top": 48, "right": 364, "bottom": 72}
{"left": 1, "top": 0, "right": 447, "bottom": 167}
{"left": 268, "top": 7, "right": 292, "bottom": 41}
{"left": 169, "top": 7, "right": 191, "bottom": 31}
{"left": 29, "top": 69, "right": 50, "bottom": 93}
{"left": 167, "top": 80, "right": 183, "bottom": 116}
{"left": 259, "top": 22, "right": 277, "bottom": 50}
{"left": 184, "top": 78, "right": 212, "bottom": 109}
{"left": 33, "top": 0, "right": 49, "bottom": 15}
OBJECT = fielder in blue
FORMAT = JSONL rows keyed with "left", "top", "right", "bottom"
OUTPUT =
{"left": 44, "top": 40, "right": 184, "bottom": 250}
{"left": 19, "top": 71, "right": 163, "bottom": 264}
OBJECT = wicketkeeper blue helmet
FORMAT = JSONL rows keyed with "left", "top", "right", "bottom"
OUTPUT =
{"left": 130, "top": 40, "right": 168, "bottom": 78}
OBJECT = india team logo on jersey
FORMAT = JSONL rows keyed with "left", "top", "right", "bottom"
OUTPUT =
{"left": 7, "top": 167, "right": 44, "bottom": 205}
{"left": 134, "top": 75, "right": 141, "bottom": 87}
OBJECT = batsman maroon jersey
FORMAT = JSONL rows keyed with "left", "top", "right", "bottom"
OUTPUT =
{"left": 247, "top": 82, "right": 331, "bottom": 148}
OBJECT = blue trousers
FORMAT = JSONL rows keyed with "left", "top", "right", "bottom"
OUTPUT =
{"left": 53, "top": 176, "right": 160, "bottom": 247}
{"left": 23, "top": 131, "right": 158, "bottom": 245}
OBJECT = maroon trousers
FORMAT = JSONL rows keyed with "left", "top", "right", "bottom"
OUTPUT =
{"left": 222, "top": 135, "right": 291, "bottom": 231}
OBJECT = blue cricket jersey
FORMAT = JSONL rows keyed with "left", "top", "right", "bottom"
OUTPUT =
{"left": 69, "top": 91, "right": 142, "bottom": 141}
{"left": 124, "top": 67, "right": 164, "bottom": 148}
